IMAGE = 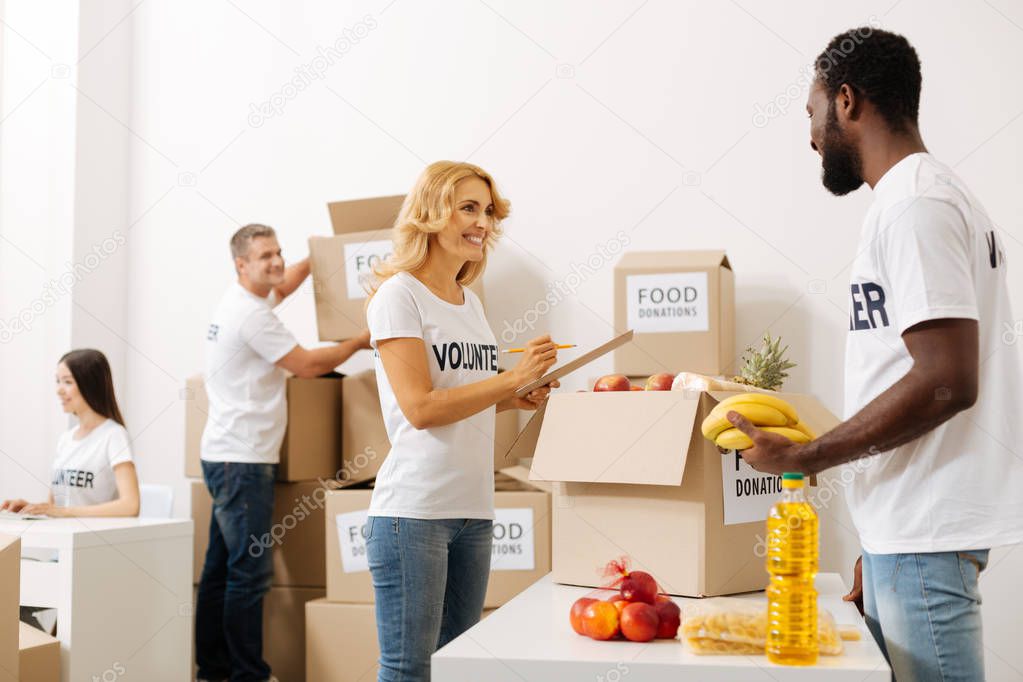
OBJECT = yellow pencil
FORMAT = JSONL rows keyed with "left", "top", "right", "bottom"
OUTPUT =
{"left": 501, "top": 344, "right": 576, "bottom": 354}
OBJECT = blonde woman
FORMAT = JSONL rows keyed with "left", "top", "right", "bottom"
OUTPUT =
{"left": 365, "top": 161, "right": 557, "bottom": 681}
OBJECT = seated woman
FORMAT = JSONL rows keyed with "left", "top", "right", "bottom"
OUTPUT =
{"left": 2, "top": 349, "right": 140, "bottom": 517}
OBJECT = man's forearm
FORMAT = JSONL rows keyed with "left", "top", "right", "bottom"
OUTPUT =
{"left": 275, "top": 258, "right": 311, "bottom": 301}
{"left": 800, "top": 368, "right": 971, "bottom": 473}
{"left": 307, "top": 338, "right": 365, "bottom": 375}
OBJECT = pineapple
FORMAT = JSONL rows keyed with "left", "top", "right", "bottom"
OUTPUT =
{"left": 732, "top": 333, "right": 796, "bottom": 391}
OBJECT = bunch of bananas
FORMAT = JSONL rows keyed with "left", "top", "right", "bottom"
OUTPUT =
{"left": 700, "top": 393, "right": 816, "bottom": 450}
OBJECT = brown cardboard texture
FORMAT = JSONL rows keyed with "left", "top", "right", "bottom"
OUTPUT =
{"left": 340, "top": 370, "right": 520, "bottom": 484}
{"left": 527, "top": 390, "right": 838, "bottom": 597}
{"left": 613, "top": 250, "right": 734, "bottom": 376}
{"left": 311, "top": 195, "right": 484, "bottom": 341}
{"left": 18, "top": 624, "right": 58, "bottom": 682}
{"left": 185, "top": 374, "right": 344, "bottom": 481}
{"left": 192, "top": 480, "right": 328, "bottom": 587}
{"left": 324, "top": 482, "right": 550, "bottom": 607}
{"left": 183, "top": 375, "right": 208, "bottom": 478}
{"left": 0, "top": 535, "right": 19, "bottom": 682}
{"left": 264, "top": 586, "right": 324, "bottom": 682}
{"left": 306, "top": 599, "right": 494, "bottom": 682}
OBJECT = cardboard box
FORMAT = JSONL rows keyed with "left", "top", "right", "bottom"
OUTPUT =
{"left": 18, "top": 624, "right": 58, "bottom": 682}
{"left": 305, "top": 599, "right": 493, "bottom": 682}
{"left": 0, "top": 535, "right": 18, "bottom": 682}
{"left": 324, "top": 475, "right": 550, "bottom": 607}
{"left": 191, "top": 480, "right": 328, "bottom": 587}
{"left": 613, "top": 250, "right": 734, "bottom": 376}
{"left": 264, "top": 586, "right": 324, "bottom": 682}
{"left": 340, "top": 370, "right": 520, "bottom": 485}
{"left": 185, "top": 374, "right": 345, "bottom": 481}
{"left": 310, "top": 195, "right": 484, "bottom": 341}
{"left": 523, "top": 390, "right": 838, "bottom": 597}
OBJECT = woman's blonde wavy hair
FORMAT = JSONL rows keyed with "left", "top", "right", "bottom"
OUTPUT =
{"left": 369, "top": 161, "right": 510, "bottom": 297}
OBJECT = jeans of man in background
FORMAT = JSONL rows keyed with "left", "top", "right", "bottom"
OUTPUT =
{"left": 195, "top": 461, "right": 277, "bottom": 682}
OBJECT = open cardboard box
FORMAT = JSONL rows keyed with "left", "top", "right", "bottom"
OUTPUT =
{"left": 508, "top": 388, "right": 839, "bottom": 597}
{"left": 499, "top": 332, "right": 839, "bottom": 597}
{"left": 310, "top": 195, "right": 484, "bottom": 341}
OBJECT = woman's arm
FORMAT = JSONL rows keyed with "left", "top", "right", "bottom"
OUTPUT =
{"left": 378, "top": 334, "right": 557, "bottom": 430}
{"left": 23, "top": 462, "right": 141, "bottom": 518}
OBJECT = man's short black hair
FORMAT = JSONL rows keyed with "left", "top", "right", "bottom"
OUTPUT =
{"left": 815, "top": 27, "right": 921, "bottom": 132}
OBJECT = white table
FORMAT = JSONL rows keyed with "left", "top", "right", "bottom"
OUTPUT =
{"left": 0, "top": 516, "right": 193, "bottom": 682}
{"left": 433, "top": 573, "right": 891, "bottom": 681}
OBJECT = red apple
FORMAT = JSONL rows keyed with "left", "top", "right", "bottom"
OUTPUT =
{"left": 582, "top": 601, "right": 620, "bottom": 641}
{"left": 593, "top": 375, "right": 631, "bottom": 392}
{"left": 629, "top": 385, "right": 644, "bottom": 391}
{"left": 620, "top": 602, "right": 660, "bottom": 642}
{"left": 569, "top": 597, "right": 596, "bottom": 635}
{"left": 620, "top": 570, "right": 659, "bottom": 605}
{"left": 644, "top": 373, "right": 675, "bottom": 391}
{"left": 653, "top": 599, "right": 681, "bottom": 639}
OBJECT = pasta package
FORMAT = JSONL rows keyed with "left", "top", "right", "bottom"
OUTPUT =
{"left": 681, "top": 599, "right": 844, "bottom": 656}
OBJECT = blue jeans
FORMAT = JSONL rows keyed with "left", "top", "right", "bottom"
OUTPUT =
{"left": 862, "top": 549, "right": 989, "bottom": 682}
{"left": 195, "top": 461, "right": 276, "bottom": 682}
{"left": 367, "top": 516, "right": 493, "bottom": 682}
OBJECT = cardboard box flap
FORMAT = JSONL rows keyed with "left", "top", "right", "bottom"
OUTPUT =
{"left": 506, "top": 401, "right": 545, "bottom": 465}
{"left": 615, "top": 250, "right": 731, "bottom": 271}
{"left": 706, "top": 390, "right": 840, "bottom": 436}
{"left": 327, "top": 195, "right": 405, "bottom": 236}
{"left": 530, "top": 392, "right": 699, "bottom": 485}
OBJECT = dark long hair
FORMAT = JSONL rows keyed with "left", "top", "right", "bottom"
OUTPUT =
{"left": 59, "top": 349, "right": 126, "bottom": 426}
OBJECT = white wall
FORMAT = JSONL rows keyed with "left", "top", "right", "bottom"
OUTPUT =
{"left": 2, "top": 0, "right": 1021, "bottom": 677}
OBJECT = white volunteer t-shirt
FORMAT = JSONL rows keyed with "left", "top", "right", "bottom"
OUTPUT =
{"left": 366, "top": 271, "right": 498, "bottom": 520}
{"left": 51, "top": 419, "right": 133, "bottom": 508}
{"left": 201, "top": 282, "right": 298, "bottom": 465}
{"left": 843, "top": 152, "right": 1023, "bottom": 554}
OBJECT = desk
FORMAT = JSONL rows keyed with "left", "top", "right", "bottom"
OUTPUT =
{"left": 0, "top": 517, "right": 192, "bottom": 682}
{"left": 433, "top": 573, "right": 891, "bottom": 681}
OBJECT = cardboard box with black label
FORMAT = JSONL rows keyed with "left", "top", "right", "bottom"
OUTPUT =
{"left": 191, "top": 480, "right": 328, "bottom": 587}
{"left": 613, "top": 250, "right": 734, "bottom": 377}
{"left": 309, "top": 195, "right": 484, "bottom": 341}
{"left": 340, "top": 370, "right": 520, "bottom": 485}
{"left": 305, "top": 599, "right": 493, "bottom": 682}
{"left": 512, "top": 389, "right": 838, "bottom": 597}
{"left": 184, "top": 374, "right": 344, "bottom": 482}
{"left": 323, "top": 472, "right": 550, "bottom": 607}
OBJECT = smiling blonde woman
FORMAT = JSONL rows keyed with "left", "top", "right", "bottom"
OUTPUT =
{"left": 363, "top": 161, "right": 559, "bottom": 682}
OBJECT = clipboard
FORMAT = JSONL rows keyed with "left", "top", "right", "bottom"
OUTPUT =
{"left": 513, "top": 330, "right": 634, "bottom": 398}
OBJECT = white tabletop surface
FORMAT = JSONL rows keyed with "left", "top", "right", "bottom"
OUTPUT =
{"left": 0, "top": 515, "right": 192, "bottom": 549}
{"left": 433, "top": 573, "right": 891, "bottom": 682}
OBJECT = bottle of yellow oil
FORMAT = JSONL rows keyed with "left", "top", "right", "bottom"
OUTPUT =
{"left": 765, "top": 472, "right": 819, "bottom": 666}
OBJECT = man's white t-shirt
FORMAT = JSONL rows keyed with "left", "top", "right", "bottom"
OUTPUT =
{"left": 51, "top": 419, "right": 133, "bottom": 508}
{"left": 366, "top": 271, "right": 498, "bottom": 520}
{"left": 843, "top": 152, "right": 1023, "bottom": 554}
{"left": 201, "top": 282, "right": 297, "bottom": 465}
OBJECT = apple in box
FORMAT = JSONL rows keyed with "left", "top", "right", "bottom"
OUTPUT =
{"left": 644, "top": 373, "right": 675, "bottom": 391}
{"left": 593, "top": 375, "right": 631, "bottom": 392}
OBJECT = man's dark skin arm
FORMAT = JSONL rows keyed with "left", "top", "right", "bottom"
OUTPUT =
{"left": 728, "top": 317, "right": 979, "bottom": 611}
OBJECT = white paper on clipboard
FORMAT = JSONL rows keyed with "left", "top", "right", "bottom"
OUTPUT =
{"left": 513, "top": 330, "right": 634, "bottom": 398}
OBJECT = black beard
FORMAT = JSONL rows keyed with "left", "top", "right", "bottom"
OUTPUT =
{"left": 820, "top": 112, "right": 864, "bottom": 196}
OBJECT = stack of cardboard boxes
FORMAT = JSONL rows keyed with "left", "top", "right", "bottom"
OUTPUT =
{"left": 187, "top": 195, "right": 552, "bottom": 681}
